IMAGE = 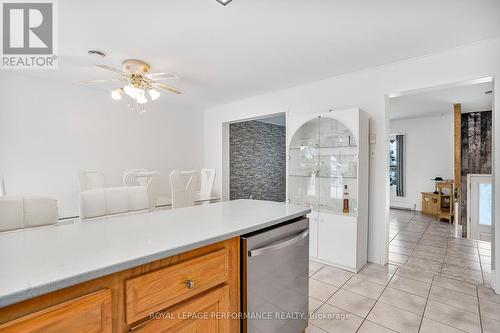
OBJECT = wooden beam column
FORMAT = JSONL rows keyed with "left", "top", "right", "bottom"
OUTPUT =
{"left": 454, "top": 103, "right": 461, "bottom": 225}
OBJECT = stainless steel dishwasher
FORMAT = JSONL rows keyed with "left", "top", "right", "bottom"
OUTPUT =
{"left": 241, "top": 218, "right": 309, "bottom": 333}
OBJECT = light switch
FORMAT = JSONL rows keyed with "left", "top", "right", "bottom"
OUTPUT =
{"left": 369, "top": 134, "right": 376, "bottom": 144}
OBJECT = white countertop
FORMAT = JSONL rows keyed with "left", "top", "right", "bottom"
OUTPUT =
{"left": 0, "top": 200, "right": 309, "bottom": 308}
{"left": 155, "top": 194, "right": 221, "bottom": 207}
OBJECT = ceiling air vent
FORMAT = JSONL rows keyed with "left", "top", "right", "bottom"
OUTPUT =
{"left": 87, "top": 49, "right": 106, "bottom": 58}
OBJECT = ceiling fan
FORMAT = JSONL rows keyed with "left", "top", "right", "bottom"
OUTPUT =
{"left": 83, "top": 59, "right": 182, "bottom": 110}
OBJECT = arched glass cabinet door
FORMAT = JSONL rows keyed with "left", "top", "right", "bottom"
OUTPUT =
{"left": 288, "top": 118, "right": 320, "bottom": 209}
{"left": 288, "top": 116, "right": 358, "bottom": 215}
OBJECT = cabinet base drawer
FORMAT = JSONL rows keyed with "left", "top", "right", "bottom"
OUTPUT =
{"left": 131, "top": 285, "right": 230, "bottom": 333}
{"left": 126, "top": 248, "right": 229, "bottom": 324}
{"left": 0, "top": 289, "right": 111, "bottom": 333}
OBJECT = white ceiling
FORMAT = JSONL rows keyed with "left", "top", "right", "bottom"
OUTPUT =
{"left": 389, "top": 81, "right": 493, "bottom": 120}
{"left": 21, "top": 0, "right": 500, "bottom": 108}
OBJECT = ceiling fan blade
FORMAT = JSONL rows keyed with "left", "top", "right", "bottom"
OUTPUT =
{"left": 154, "top": 82, "right": 182, "bottom": 95}
{"left": 146, "top": 72, "right": 178, "bottom": 80}
{"left": 81, "top": 78, "right": 123, "bottom": 84}
{"left": 95, "top": 64, "right": 127, "bottom": 75}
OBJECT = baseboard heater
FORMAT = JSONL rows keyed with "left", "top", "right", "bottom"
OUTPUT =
{"left": 390, "top": 203, "right": 416, "bottom": 211}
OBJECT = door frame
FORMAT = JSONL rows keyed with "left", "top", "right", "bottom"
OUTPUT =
{"left": 467, "top": 173, "right": 493, "bottom": 241}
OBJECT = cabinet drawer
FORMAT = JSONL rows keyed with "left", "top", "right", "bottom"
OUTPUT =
{"left": 0, "top": 289, "right": 111, "bottom": 333}
{"left": 131, "top": 285, "right": 230, "bottom": 333}
{"left": 126, "top": 248, "right": 229, "bottom": 324}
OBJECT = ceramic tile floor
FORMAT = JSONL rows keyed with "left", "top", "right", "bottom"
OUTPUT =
{"left": 306, "top": 209, "right": 497, "bottom": 333}
{"left": 387, "top": 209, "right": 491, "bottom": 286}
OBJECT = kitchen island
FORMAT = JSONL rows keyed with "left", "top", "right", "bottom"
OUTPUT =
{"left": 0, "top": 199, "right": 310, "bottom": 332}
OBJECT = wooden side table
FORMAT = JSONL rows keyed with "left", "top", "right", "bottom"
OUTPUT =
{"left": 421, "top": 192, "right": 439, "bottom": 217}
{"left": 421, "top": 180, "right": 454, "bottom": 223}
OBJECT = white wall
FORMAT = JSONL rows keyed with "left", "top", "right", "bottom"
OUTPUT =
{"left": 0, "top": 72, "right": 204, "bottom": 217}
{"left": 390, "top": 114, "right": 454, "bottom": 210}
{"left": 203, "top": 37, "right": 500, "bottom": 273}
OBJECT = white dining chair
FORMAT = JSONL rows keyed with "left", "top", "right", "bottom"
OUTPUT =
{"left": 79, "top": 186, "right": 149, "bottom": 219}
{"left": 169, "top": 170, "right": 199, "bottom": 209}
{"left": 0, "top": 196, "right": 58, "bottom": 232}
{"left": 199, "top": 169, "right": 216, "bottom": 201}
{"left": 123, "top": 169, "right": 148, "bottom": 182}
{"left": 123, "top": 170, "right": 160, "bottom": 210}
{"left": 78, "top": 170, "right": 105, "bottom": 192}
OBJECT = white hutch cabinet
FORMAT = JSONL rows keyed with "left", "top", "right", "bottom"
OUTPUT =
{"left": 287, "top": 108, "right": 369, "bottom": 272}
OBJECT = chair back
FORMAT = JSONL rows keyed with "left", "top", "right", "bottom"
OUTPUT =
{"left": 170, "top": 170, "right": 199, "bottom": 209}
{"left": 123, "top": 169, "right": 148, "bottom": 185}
{"left": 438, "top": 181, "right": 453, "bottom": 195}
{"left": 78, "top": 170, "right": 104, "bottom": 191}
{"left": 199, "top": 169, "right": 216, "bottom": 200}
{"left": 0, "top": 196, "right": 58, "bottom": 232}
{"left": 437, "top": 180, "right": 454, "bottom": 222}
{"left": 123, "top": 170, "right": 161, "bottom": 209}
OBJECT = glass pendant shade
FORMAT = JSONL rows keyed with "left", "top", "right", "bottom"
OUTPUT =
{"left": 148, "top": 89, "right": 161, "bottom": 101}
{"left": 123, "top": 85, "right": 145, "bottom": 101}
{"left": 111, "top": 89, "right": 123, "bottom": 100}
{"left": 137, "top": 96, "right": 148, "bottom": 104}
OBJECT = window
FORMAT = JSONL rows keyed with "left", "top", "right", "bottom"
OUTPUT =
{"left": 389, "top": 138, "right": 397, "bottom": 187}
{"left": 479, "top": 183, "right": 492, "bottom": 226}
{"left": 389, "top": 134, "right": 405, "bottom": 197}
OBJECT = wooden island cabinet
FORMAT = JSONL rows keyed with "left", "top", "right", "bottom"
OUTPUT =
{"left": 0, "top": 237, "right": 240, "bottom": 333}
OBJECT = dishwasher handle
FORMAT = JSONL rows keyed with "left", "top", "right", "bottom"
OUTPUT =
{"left": 248, "top": 229, "right": 309, "bottom": 257}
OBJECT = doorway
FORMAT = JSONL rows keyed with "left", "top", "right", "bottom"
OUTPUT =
{"left": 384, "top": 78, "right": 494, "bottom": 287}
{"left": 223, "top": 113, "right": 286, "bottom": 202}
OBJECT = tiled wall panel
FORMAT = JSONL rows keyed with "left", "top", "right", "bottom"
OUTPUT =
{"left": 461, "top": 111, "right": 492, "bottom": 237}
{"left": 230, "top": 120, "right": 285, "bottom": 202}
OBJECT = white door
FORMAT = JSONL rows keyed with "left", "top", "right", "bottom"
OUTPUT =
{"left": 468, "top": 174, "right": 492, "bottom": 242}
{"left": 317, "top": 212, "right": 357, "bottom": 271}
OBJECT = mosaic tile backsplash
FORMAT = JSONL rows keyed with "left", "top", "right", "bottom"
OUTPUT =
{"left": 230, "top": 120, "right": 286, "bottom": 202}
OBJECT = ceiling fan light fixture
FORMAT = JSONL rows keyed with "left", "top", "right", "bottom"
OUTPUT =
{"left": 148, "top": 89, "right": 161, "bottom": 101}
{"left": 216, "top": 0, "right": 232, "bottom": 6}
{"left": 111, "top": 88, "right": 123, "bottom": 100}
{"left": 85, "top": 59, "right": 182, "bottom": 112}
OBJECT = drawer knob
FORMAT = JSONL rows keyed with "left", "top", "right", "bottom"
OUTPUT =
{"left": 185, "top": 280, "right": 195, "bottom": 289}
